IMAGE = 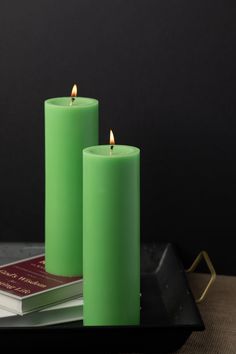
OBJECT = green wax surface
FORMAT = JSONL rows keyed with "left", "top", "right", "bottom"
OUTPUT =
{"left": 45, "top": 97, "right": 98, "bottom": 276}
{"left": 83, "top": 145, "right": 140, "bottom": 325}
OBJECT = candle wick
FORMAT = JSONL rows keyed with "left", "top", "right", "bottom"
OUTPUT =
{"left": 110, "top": 145, "right": 114, "bottom": 156}
{"left": 70, "top": 97, "right": 75, "bottom": 106}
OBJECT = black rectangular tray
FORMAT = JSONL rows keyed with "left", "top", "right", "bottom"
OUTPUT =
{"left": 0, "top": 242, "right": 204, "bottom": 353}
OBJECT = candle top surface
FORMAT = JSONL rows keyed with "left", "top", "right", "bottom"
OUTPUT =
{"left": 83, "top": 145, "right": 140, "bottom": 158}
{"left": 45, "top": 97, "right": 98, "bottom": 108}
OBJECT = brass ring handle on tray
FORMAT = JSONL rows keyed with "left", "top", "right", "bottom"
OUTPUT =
{"left": 186, "top": 250, "right": 216, "bottom": 303}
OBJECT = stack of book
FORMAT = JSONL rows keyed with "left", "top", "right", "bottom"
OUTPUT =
{"left": 0, "top": 255, "right": 83, "bottom": 327}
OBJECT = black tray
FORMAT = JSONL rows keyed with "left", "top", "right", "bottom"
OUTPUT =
{"left": 140, "top": 243, "right": 204, "bottom": 352}
{"left": 1, "top": 243, "right": 204, "bottom": 353}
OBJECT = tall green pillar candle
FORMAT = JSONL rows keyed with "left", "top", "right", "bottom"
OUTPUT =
{"left": 83, "top": 141, "right": 140, "bottom": 325}
{"left": 45, "top": 92, "right": 98, "bottom": 276}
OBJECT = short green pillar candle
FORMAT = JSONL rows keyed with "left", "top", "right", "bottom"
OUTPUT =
{"left": 45, "top": 87, "right": 99, "bottom": 276}
{"left": 83, "top": 135, "right": 140, "bottom": 325}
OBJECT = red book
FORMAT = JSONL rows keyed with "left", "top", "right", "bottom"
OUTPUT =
{"left": 0, "top": 255, "right": 82, "bottom": 315}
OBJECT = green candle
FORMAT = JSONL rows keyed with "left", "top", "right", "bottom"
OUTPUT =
{"left": 83, "top": 131, "right": 140, "bottom": 325}
{"left": 45, "top": 85, "right": 99, "bottom": 276}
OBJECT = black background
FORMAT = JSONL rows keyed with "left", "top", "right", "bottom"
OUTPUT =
{"left": 0, "top": 0, "right": 236, "bottom": 274}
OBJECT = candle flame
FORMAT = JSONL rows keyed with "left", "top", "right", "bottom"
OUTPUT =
{"left": 110, "top": 130, "right": 115, "bottom": 145}
{"left": 71, "top": 84, "right": 77, "bottom": 98}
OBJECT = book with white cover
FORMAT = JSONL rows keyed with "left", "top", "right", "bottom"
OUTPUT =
{"left": 0, "top": 298, "right": 83, "bottom": 327}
